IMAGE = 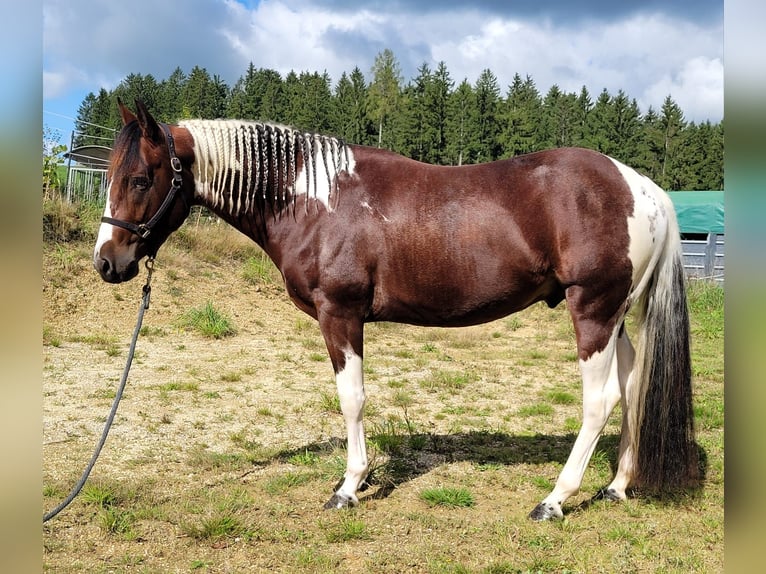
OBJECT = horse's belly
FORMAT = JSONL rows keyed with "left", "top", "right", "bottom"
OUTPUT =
{"left": 371, "top": 274, "right": 562, "bottom": 327}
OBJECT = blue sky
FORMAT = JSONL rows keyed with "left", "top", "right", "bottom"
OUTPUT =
{"left": 43, "top": 0, "right": 723, "bottom": 150}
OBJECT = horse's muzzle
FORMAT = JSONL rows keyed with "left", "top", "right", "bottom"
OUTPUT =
{"left": 94, "top": 256, "right": 139, "bottom": 284}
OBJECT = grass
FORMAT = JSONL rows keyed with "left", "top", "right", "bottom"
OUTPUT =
{"left": 177, "top": 301, "right": 237, "bottom": 338}
{"left": 420, "top": 487, "right": 475, "bottom": 508}
{"left": 181, "top": 514, "right": 253, "bottom": 541}
{"left": 242, "top": 251, "right": 280, "bottom": 285}
{"left": 43, "top": 223, "right": 724, "bottom": 574}
{"left": 322, "top": 512, "right": 370, "bottom": 542}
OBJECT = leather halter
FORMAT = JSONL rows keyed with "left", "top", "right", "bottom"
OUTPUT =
{"left": 101, "top": 123, "right": 187, "bottom": 244}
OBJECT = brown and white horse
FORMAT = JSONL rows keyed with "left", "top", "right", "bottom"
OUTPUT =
{"left": 94, "top": 100, "right": 698, "bottom": 520}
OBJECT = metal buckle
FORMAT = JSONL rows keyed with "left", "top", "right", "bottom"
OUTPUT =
{"left": 170, "top": 157, "right": 182, "bottom": 173}
{"left": 137, "top": 224, "right": 151, "bottom": 239}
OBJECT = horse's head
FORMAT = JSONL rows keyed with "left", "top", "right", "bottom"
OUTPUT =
{"left": 93, "top": 100, "right": 193, "bottom": 283}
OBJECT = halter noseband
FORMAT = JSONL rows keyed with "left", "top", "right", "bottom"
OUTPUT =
{"left": 101, "top": 123, "right": 187, "bottom": 244}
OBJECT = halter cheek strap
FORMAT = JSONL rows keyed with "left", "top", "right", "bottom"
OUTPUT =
{"left": 101, "top": 123, "right": 188, "bottom": 241}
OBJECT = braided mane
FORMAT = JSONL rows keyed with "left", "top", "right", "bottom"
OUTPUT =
{"left": 180, "top": 119, "right": 349, "bottom": 215}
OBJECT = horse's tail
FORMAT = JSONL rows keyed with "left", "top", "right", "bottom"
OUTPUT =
{"left": 629, "top": 192, "right": 699, "bottom": 492}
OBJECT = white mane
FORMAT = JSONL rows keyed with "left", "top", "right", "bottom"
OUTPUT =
{"left": 179, "top": 119, "right": 352, "bottom": 215}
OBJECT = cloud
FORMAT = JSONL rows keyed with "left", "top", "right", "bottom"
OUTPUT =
{"left": 43, "top": 0, "right": 723, "bottom": 123}
{"left": 643, "top": 56, "right": 724, "bottom": 123}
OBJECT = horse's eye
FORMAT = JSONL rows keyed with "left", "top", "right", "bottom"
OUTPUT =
{"left": 131, "top": 176, "right": 150, "bottom": 191}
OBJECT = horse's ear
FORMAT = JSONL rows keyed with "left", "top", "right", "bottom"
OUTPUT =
{"left": 118, "top": 98, "right": 137, "bottom": 126}
{"left": 134, "top": 99, "right": 162, "bottom": 144}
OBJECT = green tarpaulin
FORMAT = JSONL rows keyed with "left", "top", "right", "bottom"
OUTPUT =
{"left": 668, "top": 191, "right": 724, "bottom": 234}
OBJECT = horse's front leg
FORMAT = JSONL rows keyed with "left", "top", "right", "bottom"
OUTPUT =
{"left": 317, "top": 312, "right": 368, "bottom": 509}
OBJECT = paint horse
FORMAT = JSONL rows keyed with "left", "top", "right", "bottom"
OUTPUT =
{"left": 94, "top": 100, "right": 698, "bottom": 520}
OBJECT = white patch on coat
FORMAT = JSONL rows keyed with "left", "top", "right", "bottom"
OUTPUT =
{"left": 293, "top": 144, "right": 356, "bottom": 211}
{"left": 360, "top": 201, "right": 390, "bottom": 222}
{"left": 93, "top": 194, "right": 114, "bottom": 260}
{"left": 607, "top": 157, "right": 668, "bottom": 291}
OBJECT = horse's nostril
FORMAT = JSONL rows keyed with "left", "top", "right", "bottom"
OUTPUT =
{"left": 99, "top": 258, "right": 112, "bottom": 276}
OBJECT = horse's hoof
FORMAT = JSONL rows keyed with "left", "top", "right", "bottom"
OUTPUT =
{"left": 592, "top": 488, "right": 623, "bottom": 502}
{"left": 528, "top": 502, "right": 563, "bottom": 521}
{"left": 323, "top": 492, "right": 356, "bottom": 510}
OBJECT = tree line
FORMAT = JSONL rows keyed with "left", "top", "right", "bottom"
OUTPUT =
{"left": 74, "top": 49, "right": 723, "bottom": 191}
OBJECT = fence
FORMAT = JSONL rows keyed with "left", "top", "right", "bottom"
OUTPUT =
{"left": 65, "top": 166, "right": 107, "bottom": 204}
{"left": 680, "top": 233, "right": 724, "bottom": 285}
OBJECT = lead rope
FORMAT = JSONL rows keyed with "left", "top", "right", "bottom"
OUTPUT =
{"left": 44, "top": 257, "right": 155, "bottom": 523}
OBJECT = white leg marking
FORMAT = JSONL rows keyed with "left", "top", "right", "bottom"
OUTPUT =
{"left": 605, "top": 328, "right": 637, "bottom": 498}
{"left": 540, "top": 330, "right": 622, "bottom": 515}
{"left": 334, "top": 351, "right": 367, "bottom": 504}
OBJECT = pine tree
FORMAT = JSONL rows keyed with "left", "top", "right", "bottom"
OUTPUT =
{"left": 368, "top": 49, "right": 403, "bottom": 150}
{"left": 500, "top": 74, "right": 542, "bottom": 157}
{"left": 541, "top": 85, "right": 582, "bottom": 149}
{"left": 181, "top": 66, "right": 220, "bottom": 119}
{"left": 583, "top": 88, "right": 613, "bottom": 153}
{"left": 473, "top": 68, "right": 502, "bottom": 162}
{"left": 409, "top": 62, "right": 434, "bottom": 162}
{"left": 157, "top": 67, "right": 186, "bottom": 123}
{"left": 430, "top": 61, "right": 454, "bottom": 164}
{"left": 112, "top": 73, "right": 160, "bottom": 121}
{"left": 446, "top": 79, "right": 478, "bottom": 165}
{"left": 609, "top": 90, "right": 641, "bottom": 162}
{"left": 657, "top": 95, "right": 687, "bottom": 190}
{"left": 636, "top": 106, "right": 664, "bottom": 181}
{"left": 331, "top": 68, "right": 371, "bottom": 145}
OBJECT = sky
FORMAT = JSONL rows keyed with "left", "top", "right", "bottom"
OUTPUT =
{"left": 43, "top": 0, "right": 724, "bottom": 150}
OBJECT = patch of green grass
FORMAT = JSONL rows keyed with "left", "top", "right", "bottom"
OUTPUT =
{"left": 241, "top": 252, "right": 278, "bottom": 285}
{"left": 563, "top": 416, "right": 580, "bottom": 432}
{"left": 687, "top": 280, "right": 724, "bottom": 339}
{"left": 220, "top": 371, "right": 242, "bottom": 382}
{"left": 43, "top": 325, "right": 61, "bottom": 347}
{"left": 419, "top": 369, "right": 478, "bottom": 393}
{"left": 229, "top": 429, "right": 262, "bottom": 452}
{"left": 317, "top": 390, "right": 341, "bottom": 413}
{"left": 81, "top": 482, "right": 120, "bottom": 508}
{"left": 99, "top": 508, "right": 136, "bottom": 537}
{"left": 545, "top": 390, "right": 577, "bottom": 405}
{"left": 187, "top": 444, "right": 254, "bottom": 471}
{"left": 181, "top": 514, "right": 253, "bottom": 541}
{"left": 177, "top": 302, "right": 237, "bottom": 339}
{"left": 288, "top": 450, "right": 320, "bottom": 466}
{"left": 293, "top": 547, "right": 339, "bottom": 569}
{"left": 322, "top": 512, "right": 370, "bottom": 542}
{"left": 517, "top": 403, "right": 554, "bottom": 417}
{"left": 139, "top": 325, "right": 166, "bottom": 337}
{"left": 420, "top": 487, "right": 475, "bottom": 508}
{"left": 263, "top": 471, "right": 317, "bottom": 495}
{"left": 67, "top": 332, "right": 121, "bottom": 355}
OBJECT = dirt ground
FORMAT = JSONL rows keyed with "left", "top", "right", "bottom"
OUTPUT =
{"left": 42, "top": 234, "right": 724, "bottom": 573}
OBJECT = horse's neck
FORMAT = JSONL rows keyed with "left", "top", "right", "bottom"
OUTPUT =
{"left": 181, "top": 119, "right": 348, "bottom": 225}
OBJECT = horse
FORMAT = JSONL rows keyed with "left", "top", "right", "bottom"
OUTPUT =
{"left": 93, "top": 99, "right": 698, "bottom": 520}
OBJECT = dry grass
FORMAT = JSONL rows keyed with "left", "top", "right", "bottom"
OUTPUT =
{"left": 43, "top": 221, "right": 724, "bottom": 573}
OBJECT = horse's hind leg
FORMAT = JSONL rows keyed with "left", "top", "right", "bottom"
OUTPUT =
{"left": 598, "top": 326, "right": 637, "bottom": 501}
{"left": 530, "top": 288, "right": 624, "bottom": 520}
